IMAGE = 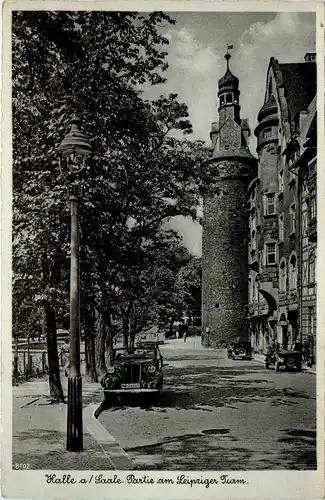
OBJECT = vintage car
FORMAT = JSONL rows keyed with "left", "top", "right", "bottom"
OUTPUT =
{"left": 265, "top": 349, "right": 302, "bottom": 372}
{"left": 229, "top": 340, "right": 252, "bottom": 360}
{"left": 100, "top": 346, "right": 163, "bottom": 397}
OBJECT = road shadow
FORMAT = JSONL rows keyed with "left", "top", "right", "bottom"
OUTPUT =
{"left": 276, "top": 428, "right": 317, "bottom": 469}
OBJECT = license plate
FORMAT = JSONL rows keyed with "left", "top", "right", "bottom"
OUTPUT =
{"left": 121, "top": 383, "right": 140, "bottom": 389}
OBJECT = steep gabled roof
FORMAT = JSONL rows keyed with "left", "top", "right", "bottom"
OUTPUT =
{"left": 279, "top": 62, "right": 316, "bottom": 119}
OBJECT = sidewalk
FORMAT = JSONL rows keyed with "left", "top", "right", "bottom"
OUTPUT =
{"left": 12, "top": 371, "right": 133, "bottom": 470}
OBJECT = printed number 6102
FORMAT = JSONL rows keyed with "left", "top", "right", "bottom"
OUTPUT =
{"left": 14, "top": 463, "right": 30, "bottom": 470}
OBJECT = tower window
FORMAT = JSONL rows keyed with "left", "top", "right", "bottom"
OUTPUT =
{"left": 263, "top": 128, "right": 272, "bottom": 139}
{"left": 225, "top": 93, "right": 233, "bottom": 104}
{"left": 265, "top": 243, "right": 276, "bottom": 266}
{"left": 220, "top": 94, "right": 225, "bottom": 106}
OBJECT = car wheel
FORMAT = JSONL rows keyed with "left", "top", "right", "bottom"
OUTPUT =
{"left": 286, "top": 357, "right": 295, "bottom": 369}
{"left": 275, "top": 361, "right": 280, "bottom": 372}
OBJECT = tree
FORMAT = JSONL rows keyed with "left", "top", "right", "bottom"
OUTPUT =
{"left": 12, "top": 11, "right": 211, "bottom": 388}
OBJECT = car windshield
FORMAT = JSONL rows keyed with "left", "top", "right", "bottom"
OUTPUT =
{"left": 113, "top": 348, "right": 156, "bottom": 360}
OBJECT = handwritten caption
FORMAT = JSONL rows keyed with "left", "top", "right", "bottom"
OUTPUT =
{"left": 45, "top": 473, "right": 248, "bottom": 489}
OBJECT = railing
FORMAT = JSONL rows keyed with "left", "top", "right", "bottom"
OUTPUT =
{"left": 12, "top": 341, "right": 85, "bottom": 383}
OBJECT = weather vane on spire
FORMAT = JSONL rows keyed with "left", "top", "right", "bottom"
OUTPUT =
{"left": 225, "top": 44, "right": 234, "bottom": 69}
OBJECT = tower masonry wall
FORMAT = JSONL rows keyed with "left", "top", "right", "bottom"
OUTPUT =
{"left": 202, "top": 159, "right": 252, "bottom": 347}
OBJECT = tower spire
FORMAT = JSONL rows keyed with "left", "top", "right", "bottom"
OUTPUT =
{"left": 225, "top": 44, "right": 234, "bottom": 70}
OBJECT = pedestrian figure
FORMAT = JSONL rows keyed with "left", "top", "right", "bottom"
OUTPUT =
{"left": 174, "top": 320, "right": 180, "bottom": 339}
{"left": 183, "top": 330, "right": 187, "bottom": 342}
{"left": 60, "top": 338, "right": 70, "bottom": 376}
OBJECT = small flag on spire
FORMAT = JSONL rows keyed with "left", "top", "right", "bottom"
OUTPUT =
{"left": 227, "top": 44, "right": 234, "bottom": 50}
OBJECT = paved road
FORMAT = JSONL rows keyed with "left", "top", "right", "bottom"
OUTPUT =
{"left": 98, "top": 338, "right": 316, "bottom": 470}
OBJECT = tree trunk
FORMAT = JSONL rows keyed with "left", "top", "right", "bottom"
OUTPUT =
{"left": 84, "top": 306, "right": 98, "bottom": 382}
{"left": 95, "top": 312, "right": 107, "bottom": 377}
{"left": 44, "top": 301, "right": 65, "bottom": 403}
{"left": 103, "top": 311, "right": 114, "bottom": 367}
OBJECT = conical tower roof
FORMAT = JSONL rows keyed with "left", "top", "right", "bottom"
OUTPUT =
{"left": 257, "top": 95, "right": 277, "bottom": 122}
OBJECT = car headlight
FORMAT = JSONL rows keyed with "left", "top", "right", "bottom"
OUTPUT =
{"left": 148, "top": 365, "right": 156, "bottom": 373}
{"left": 107, "top": 366, "right": 115, "bottom": 374}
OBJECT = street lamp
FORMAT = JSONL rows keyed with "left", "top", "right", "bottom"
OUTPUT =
{"left": 58, "top": 116, "right": 92, "bottom": 452}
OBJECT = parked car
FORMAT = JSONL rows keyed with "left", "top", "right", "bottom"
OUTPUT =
{"left": 229, "top": 340, "right": 252, "bottom": 360}
{"left": 265, "top": 349, "right": 302, "bottom": 372}
{"left": 95, "top": 346, "right": 163, "bottom": 417}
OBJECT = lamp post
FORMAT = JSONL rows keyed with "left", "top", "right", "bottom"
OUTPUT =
{"left": 58, "top": 116, "right": 92, "bottom": 452}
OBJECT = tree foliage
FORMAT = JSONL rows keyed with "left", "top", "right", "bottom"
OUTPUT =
{"left": 12, "top": 11, "right": 210, "bottom": 390}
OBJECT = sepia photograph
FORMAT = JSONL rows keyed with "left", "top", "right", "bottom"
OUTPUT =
{"left": 2, "top": 2, "right": 324, "bottom": 499}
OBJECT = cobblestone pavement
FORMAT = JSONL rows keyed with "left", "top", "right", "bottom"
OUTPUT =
{"left": 98, "top": 338, "right": 316, "bottom": 470}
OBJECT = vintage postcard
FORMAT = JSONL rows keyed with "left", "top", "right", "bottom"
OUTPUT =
{"left": 1, "top": 1, "right": 324, "bottom": 499}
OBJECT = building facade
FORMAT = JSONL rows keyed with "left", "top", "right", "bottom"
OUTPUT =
{"left": 201, "top": 53, "right": 257, "bottom": 347}
{"left": 247, "top": 54, "right": 317, "bottom": 361}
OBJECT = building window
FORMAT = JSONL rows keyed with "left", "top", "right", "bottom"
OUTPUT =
{"left": 290, "top": 203, "right": 296, "bottom": 234}
{"left": 220, "top": 94, "right": 225, "bottom": 106}
{"left": 279, "top": 214, "right": 284, "bottom": 242}
{"left": 279, "top": 170, "right": 284, "bottom": 193}
{"left": 265, "top": 193, "right": 276, "bottom": 216}
{"left": 279, "top": 259, "right": 287, "bottom": 293}
{"left": 308, "top": 251, "right": 315, "bottom": 284}
{"left": 263, "top": 128, "right": 272, "bottom": 139}
{"left": 289, "top": 254, "right": 297, "bottom": 291}
{"left": 266, "top": 243, "right": 276, "bottom": 266}
{"left": 309, "top": 191, "right": 316, "bottom": 221}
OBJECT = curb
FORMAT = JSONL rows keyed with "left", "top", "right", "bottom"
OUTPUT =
{"left": 253, "top": 355, "right": 316, "bottom": 374}
{"left": 84, "top": 404, "right": 136, "bottom": 470}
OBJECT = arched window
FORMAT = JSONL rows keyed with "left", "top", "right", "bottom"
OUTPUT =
{"left": 279, "top": 259, "right": 286, "bottom": 293}
{"left": 268, "top": 79, "right": 272, "bottom": 98}
{"left": 289, "top": 254, "right": 297, "bottom": 291}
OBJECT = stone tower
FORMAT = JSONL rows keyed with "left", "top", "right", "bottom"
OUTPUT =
{"left": 202, "top": 52, "right": 257, "bottom": 347}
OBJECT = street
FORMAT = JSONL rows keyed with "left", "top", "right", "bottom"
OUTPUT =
{"left": 98, "top": 338, "right": 316, "bottom": 470}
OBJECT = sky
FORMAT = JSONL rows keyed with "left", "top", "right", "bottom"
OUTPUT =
{"left": 142, "top": 12, "right": 316, "bottom": 256}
